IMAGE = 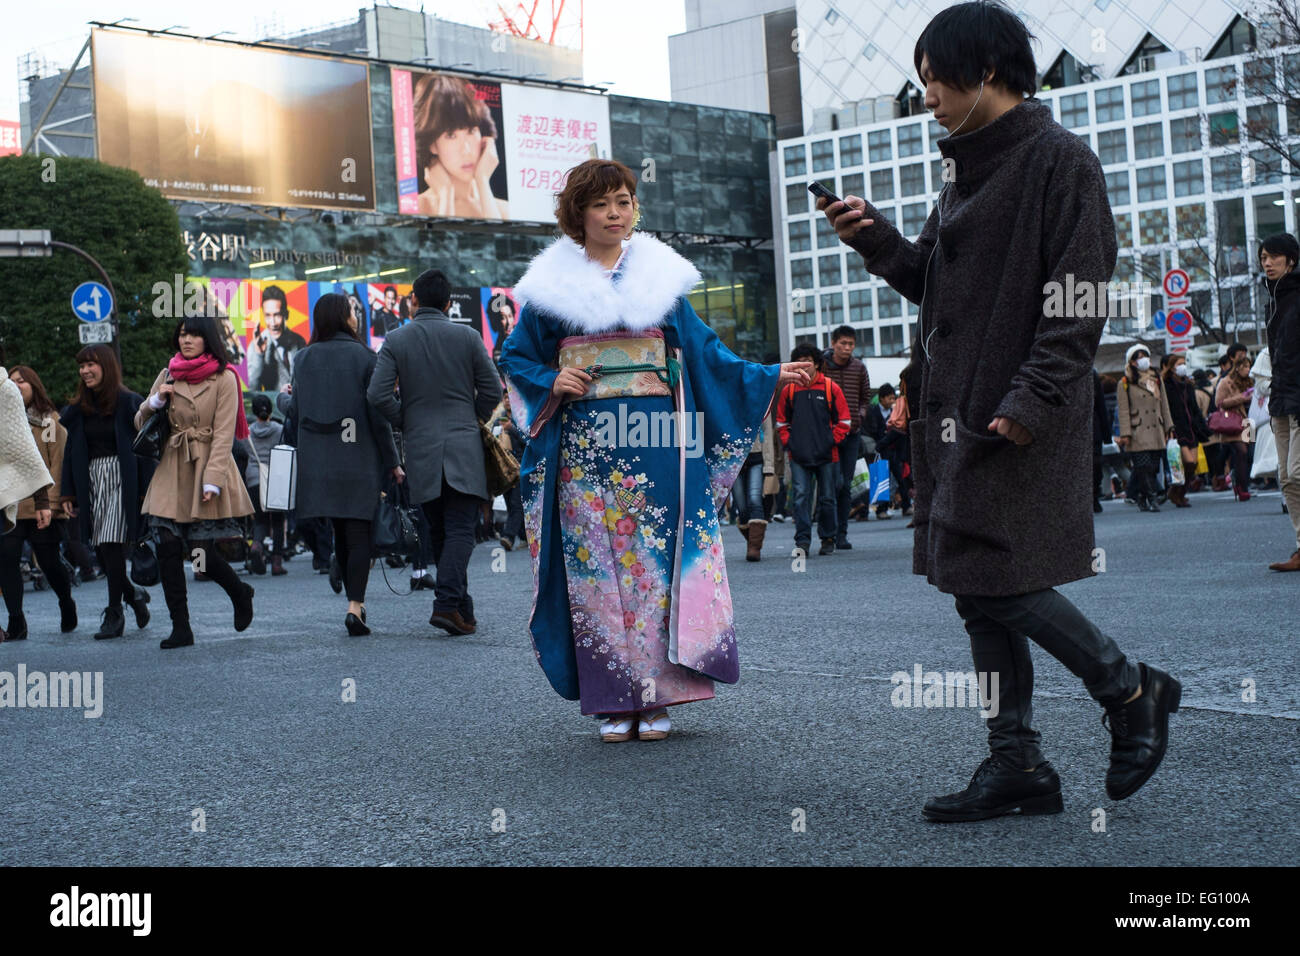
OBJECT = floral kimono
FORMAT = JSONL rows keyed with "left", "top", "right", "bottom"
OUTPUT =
{"left": 499, "top": 233, "right": 780, "bottom": 715}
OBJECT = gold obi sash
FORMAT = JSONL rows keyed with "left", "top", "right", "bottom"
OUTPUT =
{"left": 557, "top": 330, "right": 678, "bottom": 401}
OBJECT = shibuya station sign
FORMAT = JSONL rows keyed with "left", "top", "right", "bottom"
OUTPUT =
{"left": 181, "top": 230, "right": 362, "bottom": 267}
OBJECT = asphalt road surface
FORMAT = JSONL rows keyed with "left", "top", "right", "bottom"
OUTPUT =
{"left": 2, "top": 489, "right": 1295, "bottom": 865}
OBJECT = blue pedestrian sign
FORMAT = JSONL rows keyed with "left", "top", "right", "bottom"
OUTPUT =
{"left": 1153, "top": 309, "right": 1166, "bottom": 330}
{"left": 71, "top": 281, "right": 113, "bottom": 322}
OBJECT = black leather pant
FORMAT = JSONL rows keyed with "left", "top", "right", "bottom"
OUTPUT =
{"left": 954, "top": 589, "right": 1142, "bottom": 770}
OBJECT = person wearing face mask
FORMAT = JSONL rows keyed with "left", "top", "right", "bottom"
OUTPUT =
{"left": 1160, "top": 354, "right": 1209, "bottom": 508}
{"left": 1215, "top": 355, "right": 1256, "bottom": 502}
{"left": 1117, "top": 345, "right": 1175, "bottom": 512}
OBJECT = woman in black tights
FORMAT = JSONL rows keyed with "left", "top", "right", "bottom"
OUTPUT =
{"left": 59, "top": 345, "right": 153, "bottom": 640}
{"left": 1, "top": 366, "right": 76, "bottom": 639}
{"left": 282, "top": 293, "right": 400, "bottom": 636}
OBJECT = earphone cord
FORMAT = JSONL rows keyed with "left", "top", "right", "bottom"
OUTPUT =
{"left": 919, "top": 79, "right": 985, "bottom": 366}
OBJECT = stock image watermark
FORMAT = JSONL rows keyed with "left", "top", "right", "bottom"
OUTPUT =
{"left": 593, "top": 404, "right": 705, "bottom": 459}
{"left": 890, "top": 664, "right": 999, "bottom": 718}
{"left": 49, "top": 887, "right": 151, "bottom": 936}
{"left": 0, "top": 666, "right": 103, "bottom": 718}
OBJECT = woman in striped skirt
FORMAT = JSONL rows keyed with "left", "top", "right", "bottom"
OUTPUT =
{"left": 59, "top": 345, "right": 154, "bottom": 640}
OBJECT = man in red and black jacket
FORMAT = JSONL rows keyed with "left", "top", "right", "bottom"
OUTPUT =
{"left": 821, "top": 325, "right": 871, "bottom": 548}
{"left": 776, "top": 343, "right": 851, "bottom": 555}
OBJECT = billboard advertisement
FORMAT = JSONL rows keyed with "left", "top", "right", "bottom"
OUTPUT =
{"left": 392, "top": 68, "right": 611, "bottom": 222}
{"left": 190, "top": 278, "right": 504, "bottom": 396}
{"left": 0, "top": 120, "right": 20, "bottom": 157}
{"left": 93, "top": 29, "right": 375, "bottom": 210}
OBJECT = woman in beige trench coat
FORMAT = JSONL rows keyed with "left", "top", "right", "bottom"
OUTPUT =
{"left": 136, "top": 316, "right": 255, "bottom": 648}
{"left": 1116, "top": 344, "right": 1175, "bottom": 512}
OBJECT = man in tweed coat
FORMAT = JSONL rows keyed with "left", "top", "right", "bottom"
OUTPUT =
{"left": 820, "top": 1, "right": 1180, "bottom": 821}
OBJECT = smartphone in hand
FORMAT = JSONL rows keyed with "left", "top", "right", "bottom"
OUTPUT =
{"left": 808, "top": 181, "right": 843, "bottom": 207}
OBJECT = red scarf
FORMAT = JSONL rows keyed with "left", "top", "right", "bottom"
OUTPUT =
{"left": 167, "top": 352, "right": 250, "bottom": 440}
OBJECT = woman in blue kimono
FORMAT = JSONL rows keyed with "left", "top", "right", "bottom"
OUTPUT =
{"left": 499, "top": 159, "right": 811, "bottom": 742}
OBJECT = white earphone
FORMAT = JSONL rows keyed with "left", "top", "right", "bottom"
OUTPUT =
{"left": 920, "top": 76, "right": 988, "bottom": 365}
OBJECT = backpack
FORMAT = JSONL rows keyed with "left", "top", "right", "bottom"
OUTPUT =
{"left": 784, "top": 380, "right": 836, "bottom": 466}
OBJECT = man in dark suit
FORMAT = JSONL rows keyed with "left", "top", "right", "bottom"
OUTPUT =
{"left": 367, "top": 269, "right": 502, "bottom": 635}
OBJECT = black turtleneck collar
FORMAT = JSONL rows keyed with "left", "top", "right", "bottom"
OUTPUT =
{"left": 937, "top": 98, "right": 1053, "bottom": 185}
{"left": 1267, "top": 269, "right": 1300, "bottom": 302}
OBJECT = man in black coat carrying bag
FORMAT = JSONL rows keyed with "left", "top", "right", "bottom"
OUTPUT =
{"left": 819, "top": 1, "right": 1180, "bottom": 821}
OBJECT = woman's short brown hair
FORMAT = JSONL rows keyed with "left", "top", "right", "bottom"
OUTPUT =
{"left": 413, "top": 74, "right": 497, "bottom": 193}
{"left": 555, "top": 159, "right": 638, "bottom": 244}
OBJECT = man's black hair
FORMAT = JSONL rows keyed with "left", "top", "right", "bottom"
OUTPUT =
{"left": 1226, "top": 341, "right": 1247, "bottom": 358}
{"left": 1260, "top": 232, "right": 1300, "bottom": 268}
{"left": 877, "top": 382, "right": 896, "bottom": 398}
{"left": 261, "top": 285, "right": 288, "bottom": 318}
{"left": 830, "top": 324, "right": 856, "bottom": 343}
{"left": 412, "top": 270, "right": 452, "bottom": 311}
{"left": 914, "top": 1, "right": 1038, "bottom": 96}
{"left": 790, "top": 343, "right": 822, "bottom": 366}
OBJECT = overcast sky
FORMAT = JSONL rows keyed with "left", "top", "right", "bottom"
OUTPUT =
{"left": 5, "top": 0, "right": 685, "bottom": 120}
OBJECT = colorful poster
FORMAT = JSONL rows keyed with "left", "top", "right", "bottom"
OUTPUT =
{"left": 446, "top": 287, "right": 481, "bottom": 329}
{"left": 393, "top": 70, "right": 508, "bottom": 219}
{"left": 392, "top": 69, "right": 611, "bottom": 223}
{"left": 366, "top": 282, "right": 414, "bottom": 345}
{"left": 93, "top": 29, "right": 375, "bottom": 210}
{"left": 480, "top": 287, "right": 518, "bottom": 360}
{"left": 243, "top": 281, "right": 310, "bottom": 394}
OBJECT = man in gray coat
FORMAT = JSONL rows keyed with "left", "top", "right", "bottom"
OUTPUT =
{"left": 820, "top": 1, "right": 1180, "bottom": 821}
{"left": 367, "top": 269, "right": 502, "bottom": 635}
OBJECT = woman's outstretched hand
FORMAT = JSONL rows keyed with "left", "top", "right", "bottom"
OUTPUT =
{"left": 778, "top": 361, "right": 815, "bottom": 387}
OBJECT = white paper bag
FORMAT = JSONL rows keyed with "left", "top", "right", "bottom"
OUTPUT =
{"left": 263, "top": 444, "right": 297, "bottom": 511}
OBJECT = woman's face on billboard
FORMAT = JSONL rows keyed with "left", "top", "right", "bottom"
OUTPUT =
{"left": 432, "top": 127, "right": 483, "bottom": 183}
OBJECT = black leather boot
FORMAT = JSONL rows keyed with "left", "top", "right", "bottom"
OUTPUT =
{"left": 59, "top": 598, "right": 77, "bottom": 633}
{"left": 6, "top": 613, "right": 27, "bottom": 642}
{"left": 923, "top": 756, "right": 1064, "bottom": 822}
{"left": 128, "top": 587, "right": 151, "bottom": 629}
{"left": 92, "top": 605, "right": 125, "bottom": 641}
{"left": 232, "top": 583, "right": 255, "bottom": 632}
{"left": 160, "top": 620, "right": 194, "bottom": 649}
{"left": 1103, "top": 663, "right": 1180, "bottom": 800}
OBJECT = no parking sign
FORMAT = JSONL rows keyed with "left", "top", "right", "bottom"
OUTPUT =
{"left": 1163, "top": 268, "right": 1192, "bottom": 353}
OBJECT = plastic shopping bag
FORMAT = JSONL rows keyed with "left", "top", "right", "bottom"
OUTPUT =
{"left": 1166, "top": 439, "right": 1184, "bottom": 486}
{"left": 868, "top": 459, "right": 891, "bottom": 505}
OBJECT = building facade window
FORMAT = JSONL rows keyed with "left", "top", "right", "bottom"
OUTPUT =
{"left": 1061, "top": 93, "right": 1089, "bottom": 128}
{"left": 848, "top": 287, "right": 872, "bottom": 322}
{"left": 897, "top": 124, "right": 923, "bottom": 157}
{"left": 1204, "top": 65, "right": 1237, "bottom": 104}
{"left": 879, "top": 323, "right": 904, "bottom": 355}
{"left": 812, "top": 139, "right": 835, "bottom": 172}
{"left": 790, "top": 257, "right": 813, "bottom": 291}
{"left": 1167, "top": 73, "right": 1199, "bottom": 110}
{"left": 839, "top": 134, "right": 863, "bottom": 167}
{"left": 870, "top": 168, "right": 895, "bottom": 200}
{"left": 784, "top": 145, "right": 806, "bottom": 176}
{"left": 1139, "top": 208, "right": 1170, "bottom": 245}
{"left": 788, "top": 220, "right": 811, "bottom": 252}
{"left": 1208, "top": 110, "right": 1240, "bottom": 145}
{"left": 1114, "top": 212, "right": 1133, "bottom": 246}
{"left": 1210, "top": 153, "right": 1242, "bottom": 192}
{"left": 1132, "top": 122, "right": 1163, "bottom": 160}
{"left": 1106, "top": 170, "right": 1131, "bottom": 207}
{"left": 821, "top": 292, "right": 844, "bottom": 326}
{"left": 1097, "top": 128, "right": 1127, "bottom": 165}
{"left": 878, "top": 289, "right": 902, "bottom": 318}
{"left": 1131, "top": 79, "right": 1161, "bottom": 116}
{"left": 899, "top": 163, "right": 926, "bottom": 196}
{"left": 786, "top": 182, "right": 808, "bottom": 215}
{"left": 819, "top": 254, "right": 842, "bottom": 287}
{"left": 1135, "top": 165, "right": 1167, "bottom": 202}
{"left": 1247, "top": 103, "right": 1279, "bottom": 138}
{"left": 1094, "top": 85, "right": 1125, "bottom": 122}
{"left": 901, "top": 202, "right": 928, "bottom": 236}
{"left": 842, "top": 172, "right": 865, "bottom": 197}
{"left": 868, "top": 130, "right": 892, "bottom": 162}
{"left": 1172, "top": 159, "right": 1205, "bottom": 197}
{"left": 815, "top": 216, "right": 839, "bottom": 249}
{"left": 1250, "top": 148, "right": 1285, "bottom": 185}
{"left": 1169, "top": 116, "right": 1202, "bottom": 153}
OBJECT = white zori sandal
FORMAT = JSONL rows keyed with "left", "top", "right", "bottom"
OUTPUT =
{"left": 599, "top": 714, "right": 636, "bottom": 743}
{"left": 637, "top": 709, "right": 671, "bottom": 741}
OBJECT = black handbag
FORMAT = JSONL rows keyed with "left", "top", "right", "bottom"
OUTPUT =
{"left": 132, "top": 377, "right": 172, "bottom": 460}
{"left": 129, "top": 537, "right": 159, "bottom": 587}
{"left": 371, "top": 480, "right": 421, "bottom": 560}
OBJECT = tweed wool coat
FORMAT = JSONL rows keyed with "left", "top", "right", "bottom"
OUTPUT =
{"left": 848, "top": 99, "right": 1117, "bottom": 596}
